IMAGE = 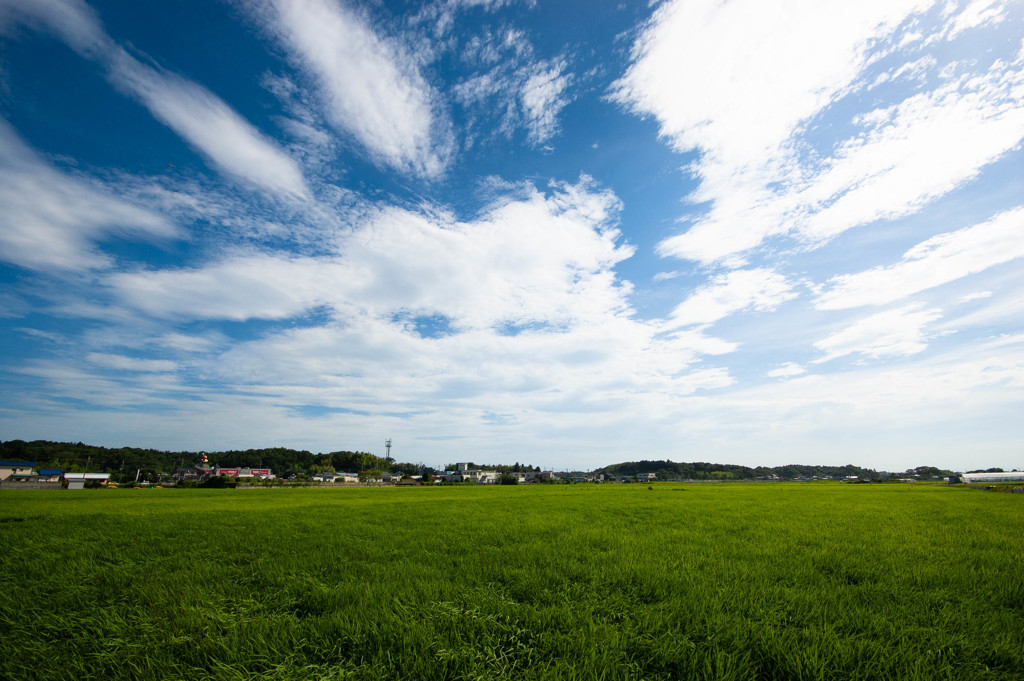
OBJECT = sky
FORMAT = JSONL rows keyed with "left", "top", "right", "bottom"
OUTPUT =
{"left": 0, "top": 0, "right": 1022, "bottom": 473}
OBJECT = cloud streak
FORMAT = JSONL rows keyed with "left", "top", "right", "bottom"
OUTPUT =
{"left": 666, "top": 268, "right": 797, "bottom": 328}
{"left": 0, "top": 120, "right": 177, "bottom": 271}
{"left": 614, "top": 0, "right": 1024, "bottom": 266}
{"left": 816, "top": 207, "right": 1024, "bottom": 309}
{"left": 813, "top": 305, "right": 943, "bottom": 363}
{"left": 256, "top": 0, "right": 451, "bottom": 177}
{"left": 2, "top": 0, "right": 311, "bottom": 198}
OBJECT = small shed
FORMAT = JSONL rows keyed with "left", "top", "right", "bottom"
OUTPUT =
{"left": 64, "top": 472, "right": 111, "bottom": 489}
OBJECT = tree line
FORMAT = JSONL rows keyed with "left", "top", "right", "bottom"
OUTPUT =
{"left": 2, "top": 441, "right": 957, "bottom": 483}
{"left": 592, "top": 460, "right": 955, "bottom": 481}
{"left": 0, "top": 440, "right": 410, "bottom": 482}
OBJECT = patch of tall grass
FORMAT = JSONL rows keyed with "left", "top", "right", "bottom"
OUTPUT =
{"left": 1, "top": 484, "right": 1021, "bottom": 679}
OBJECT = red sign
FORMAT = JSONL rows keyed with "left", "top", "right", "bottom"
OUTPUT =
{"left": 217, "top": 468, "right": 240, "bottom": 476}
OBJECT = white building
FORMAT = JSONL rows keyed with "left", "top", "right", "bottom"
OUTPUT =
{"left": 64, "top": 472, "right": 111, "bottom": 489}
{"left": 954, "top": 471, "right": 1024, "bottom": 484}
{"left": 443, "top": 466, "right": 500, "bottom": 484}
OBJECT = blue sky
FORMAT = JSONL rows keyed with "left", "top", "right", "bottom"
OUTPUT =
{"left": 1, "top": 0, "right": 1022, "bottom": 472}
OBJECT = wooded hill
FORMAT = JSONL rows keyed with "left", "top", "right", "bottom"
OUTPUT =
{"left": 593, "top": 459, "right": 955, "bottom": 481}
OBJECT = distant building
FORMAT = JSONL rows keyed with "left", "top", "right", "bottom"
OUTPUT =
{"left": 175, "top": 466, "right": 274, "bottom": 481}
{"left": 952, "top": 471, "right": 1024, "bottom": 484}
{"left": 211, "top": 467, "right": 273, "bottom": 479}
{"left": 0, "top": 465, "right": 64, "bottom": 490}
{"left": 37, "top": 469, "right": 64, "bottom": 481}
{"left": 64, "top": 472, "right": 111, "bottom": 490}
{"left": 443, "top": 465, "right": 500, "bottom": 484}
{"left": 0, "top": 461, "right": 35, "bottom": 481}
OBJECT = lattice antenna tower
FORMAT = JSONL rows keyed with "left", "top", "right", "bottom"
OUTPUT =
{"left": 385, "top": 438, "right": 392, "bottom": 460}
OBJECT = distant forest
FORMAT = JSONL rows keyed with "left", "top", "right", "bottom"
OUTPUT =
{"left": 593, "top": 459, "right": 954, "bottom": 481}
{"left": 0, "top": 440, "right": 956, "bottom": 483}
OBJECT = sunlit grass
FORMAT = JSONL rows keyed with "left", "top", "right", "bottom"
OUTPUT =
{"left": 1, "top": 484, "right": 1021, "bottom": 680}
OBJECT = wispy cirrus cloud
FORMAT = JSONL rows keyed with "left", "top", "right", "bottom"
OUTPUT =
{"left": 0, "top": 120, "right": 177, "bottom": 271}
{"left": 816, "top": 207, "right": 1024, "bottom": 309}
{"left": 794, "top": 60, "right": 1024, "bottom": 245}
{"left": 612, "top": 0, "right": 929, "bottom": 169}
{"left": 105, "top": 51, "right": 311, "bottom": 200}
{"left": 612, "top": 0, "right": 1024, "bottom": 266}
{"left": 1, "top": 0, "right": 311, "bottom": 199}
{"left": 86, "top": 353, "right": 178, "bottom": 373}
{"left": 519, "top": 59, "right": 571, "bottom": 146}
{"left": 666, "top": 268, "right": 797, "bottom": 328}
{"left": 767, "top": 362, "right": 806, "bottom": 378}
{"left": 813, "top": 304, "right": 944, "bottom": 363}
{"left": 254, "top": 0, "right": 451, "bottom": 177}
{"left": 946, "top": 0, "right": 1008, "bottom": 39}
{"left": 451, "top": 26, "right": 572, "bottom": 148}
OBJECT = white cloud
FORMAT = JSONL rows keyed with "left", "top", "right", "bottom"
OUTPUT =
{"left": 91, "top": 179, "right": 749, "bottom": 428}
{"left": 936, "top": 273, "right": 1024, "bottom": 331}
{"left": 676, "top": 333, "right": 1024, "bottom": 467}
{"left": 150, "top": 332, "right": 227, "bottom": 354}
{"left": 611, "top": 0, "right": 929, "bottom": 168}
{"left": 86, "top": 353, "right": 178, "bottom": 373}
{"left": 613, "top": 0, "right": 1024, "bottom": 266}
{"left": 947, "top": 0, "right": 1006, "bottom": 39}
{"left": 13, "top": 360, "right": 189, "bottom": 410}
{"left": 413, "top": 0, "right": 534, "bottom": 42}
{"left": 0, "top": 0, "right": 107, "bottom": 55}
{"left": 796, "top": 63, "right": 1024, "bottom": 244}
{"left": 106, "top": 51, "right": 311, "bottom": 200}
{"left": 205, "top": 313, "right": 733, "bottom": 414}
{"left": 453, "top": 30, "right": 573, "bottom": 150}
{"left": 3, "top": 0, "right": 310, "bottom": 199}
{"left": 767, "top": 362, "right": 806, "bottom": 378}
{"left": 520, "top": 60, "right": 571, "bottom": 145}
{"left": 258, "top": 0, "right": 451, "bottom": 177}
{"left": 957, "top": 291, "right": 992, "bottom": 304}
{"left": 816, "top": 207, "right": 1024, "bottom": 309}
{"left": 107, "top": 255, "right": 316, "bottom": 322}
{"left": 0, "top": 120, "right": 177, "bottom": 271}
{"left": 108, "top": 179, "right": 633, "bottom": 329}
{"left": 813, "top": 305, "right": 943, "bottom": 362}
{"left": 667, "top": 268, "right": 797, "bottom": 328}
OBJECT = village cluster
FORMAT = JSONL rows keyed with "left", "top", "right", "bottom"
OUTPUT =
{"left": 0, "top": 457, "right": 652, "bottom": 489}
{"left": 3, "top": 457, "right": 1022, "bottom": 490}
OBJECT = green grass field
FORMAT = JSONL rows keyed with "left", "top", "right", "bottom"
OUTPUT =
{"left": 1, "top": 483, "right": 1021, "bottom": 680}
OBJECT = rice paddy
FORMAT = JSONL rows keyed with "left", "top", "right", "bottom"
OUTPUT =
{"left": 1, "top": 483, "right": 1021, "bottom": 680}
